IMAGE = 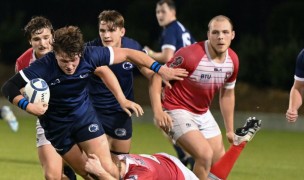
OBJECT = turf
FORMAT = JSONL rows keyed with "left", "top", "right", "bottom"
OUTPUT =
{"left": 0, "top": 115, "right": 303, "bottom": 179}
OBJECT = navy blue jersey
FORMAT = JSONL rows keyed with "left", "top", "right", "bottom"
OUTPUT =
{"left": 20, "top": 46, "right": 113, "bottom": 122}
{"left": 295, "top": 49, "right": 304, "bottom": 79}
{"left": 160, "top": 20, "right": 196, "bottom": 52}
{"left": 85, "top": 37, "right": 143, "bottom": 112}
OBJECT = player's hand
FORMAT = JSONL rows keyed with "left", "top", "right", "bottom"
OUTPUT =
{"left": 120, "top": 99, "right": 144, "bottom": 117}
{"left": 26, "top": 102, "right": 48, "bottom": 116}
{"left": 226, "top": 131, "right": 234, "bottom": 144}
{"left": 85, "top": 154, "right": 105, "bottom": 176}
{"left": 158, "top": 66, "right": 188, "bottom": 83}
{"left": 154, "top": 110, "right": 173, "bottom": 133}
{"left": 143, "top": 46, "right": 153, "bottom": 56}
{"left": 286, "top": 109, "right": 298, "bottom": 123}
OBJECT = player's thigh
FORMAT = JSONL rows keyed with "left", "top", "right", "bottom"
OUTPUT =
{"left": 107, "top": 135, "right": 131, "bottom": 154}
{"left": 78, "top": 134, "right": 115, "bottom": 173}
{"left": 207, "top": 134, "right": 225, "bottom": 163}
{"left": 37, "top": 144, "right": 63, "bottom": 177}
{"left": 177, "top": 130, "right": 213, "bottom": 161}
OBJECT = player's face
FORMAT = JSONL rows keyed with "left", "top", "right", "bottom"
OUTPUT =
{"left": 55, "top": 52, "right": 81, "bottom": 75}
{"left": 207, "top": 19, "right": 235, "bottom": 55}
{"left": 29, "top": 28, "right": 53, "bottom": 59}
{"left": 156, "top": 3, "right": 176, "bottom": 27}
{"left": 99, "top": 21, "right": 125, "bottom": 48}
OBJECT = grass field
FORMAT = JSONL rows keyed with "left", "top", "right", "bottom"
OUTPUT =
{"left": 0, "top": 113, "right": 304, "bottom": 180}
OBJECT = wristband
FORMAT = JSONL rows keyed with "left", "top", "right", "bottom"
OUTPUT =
{"left": 150, "top": 61, "right": 162, "bottom": 73}
{"left": 17, "top": 98, "right": 29, "bottom": 110}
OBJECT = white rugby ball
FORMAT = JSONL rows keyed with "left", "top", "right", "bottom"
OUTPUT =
{"left": 23, "top": 78, "right": 50, "bottom": 104}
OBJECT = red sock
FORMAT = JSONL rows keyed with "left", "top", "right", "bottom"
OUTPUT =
{"left": 210, "top": 142, "right": 246, "bottom": 180}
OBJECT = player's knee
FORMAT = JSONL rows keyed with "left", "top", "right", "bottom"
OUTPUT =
{"left": 193, "top": 147, "right": 213, "bottom": 168}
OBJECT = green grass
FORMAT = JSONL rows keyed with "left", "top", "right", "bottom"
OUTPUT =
{"left": 0, "top": 114, "right": 304, "bottom": 179}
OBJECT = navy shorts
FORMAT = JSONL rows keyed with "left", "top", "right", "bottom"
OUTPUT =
{"left": 95, "top": 109, "right": 132, "bottom": 140}
{"left": 41, "top": 105, "right": 105, "bottom": 155}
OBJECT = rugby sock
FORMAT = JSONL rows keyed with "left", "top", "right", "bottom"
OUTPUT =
{"left": 173, "top": 144, "right": 186, "bottom": 163}
{"left": 210, "top": 142, "right": 246, "bottom": 180}
{"left": 63, "top": 165, "right": 77, "bottom": 180}
{"left": 111, "top": 150, "right": 129, "bottom": 155}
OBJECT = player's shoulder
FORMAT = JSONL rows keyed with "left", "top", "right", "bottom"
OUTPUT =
{"left": 296, "top": 49, "right": 304, "bottom": 61}
{"left": 177, "top": 41, "right": 204, "bottom": 55}
{"left": 227, "top": 47, "right": 239, "bottom": 61}
{"left": 85, "top": 38, "right": 102, "bottom": 47}
{"left": 122, "top": 37, "right": 142, "bottom": 50}
{"left": 17, "top": 48, "right": 33, "bottom": 62}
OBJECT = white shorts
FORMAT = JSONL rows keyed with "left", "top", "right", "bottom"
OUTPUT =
{"left": 36, "top": 119, "right": 51, "bottom": 147}
{"left": 157, "top": 153, "right": 199, "bottom": 180}
{"left": 166, "top": 109, "right": 221, "bottom": 142}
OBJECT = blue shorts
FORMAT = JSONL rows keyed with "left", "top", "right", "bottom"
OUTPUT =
{"left": 95, "top": 109, "right": 132, "bottom": 140}
{"left": 41, "top": 105, "right": 104, "bottom": 155}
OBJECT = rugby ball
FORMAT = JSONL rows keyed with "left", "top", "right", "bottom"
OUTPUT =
{"left": 23, "top": 78, "right": 50, "bottom": 104}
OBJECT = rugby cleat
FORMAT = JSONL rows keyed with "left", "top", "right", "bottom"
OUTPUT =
{"left": 233, "top": 117, "right": 262, "bottom": 145}
{"left": 1, "top": 106, "right": 19, "bottom": 132}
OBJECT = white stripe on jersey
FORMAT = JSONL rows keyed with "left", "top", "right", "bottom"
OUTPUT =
{"left": 294, "top": 75, "right": 304, "bottom": 81}
{"left": 162, "top": 44, "right": 176, "bottom": 51}
{"left": 108, "top": 46, "right": 114, "bottom": 65}
{"left": 19, "top": 70, "right": 30, "bottom": 83}
{"left": 177, "top": 21, "right": 186, "bottom": 32}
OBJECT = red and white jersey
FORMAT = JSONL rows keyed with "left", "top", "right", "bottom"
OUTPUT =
{"left": 163, "top": 41, "right": 239, "bottom": 114}
{"left": 15, "top": 48, "right": 35, "bottom": 72}
{"left": 120, "top": 153, "right": 185, "bottom": 180}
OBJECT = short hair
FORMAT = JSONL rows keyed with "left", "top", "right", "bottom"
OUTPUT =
{"left": 52, "top": 26, "right": 84, "bottom": 57}
{"left": 98, "top": 10, "right": 124, "bottom": 29}
{"left": 157, "top": 0, "right": 176, "bottom": 10}
{"left": 24, "top": 16, "right": 54, "bottom": 40}
{"left": 208, "top": 15, "right": 234, "bottom": 31}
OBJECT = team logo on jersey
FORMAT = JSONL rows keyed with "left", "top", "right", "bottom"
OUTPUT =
{"left": 50, "top": 79, "right": 60, "bottom": 86}
{"left": 88, "top": 124, "right": 99, "bottom": 132}
{"left": 169, "top": 56, "right": 183, "bottom": 68}
{"left": 122, "top": 62, "right": 133, "bottom": 70}
{"left": 115, "top": 128, "right": 127, "bottom": 137}
{"left": 214, "top": 67, "right": 222, "bottom": 72}
{"left": 79, "top": 73, "right": 89, "bottom": 78}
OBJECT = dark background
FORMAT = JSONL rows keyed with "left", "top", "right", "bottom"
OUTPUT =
{"left": 1, "top": 0, "right": 304, "bottom": 90}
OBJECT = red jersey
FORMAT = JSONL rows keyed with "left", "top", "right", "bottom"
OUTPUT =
{"left": 120, "top": 154, "right": 185, "bottom": 180}
{"left": 163, "top": 41, "right": 239, "bottom": 114}
{"left": 15, "top": 48, "right": 35, "bottom": 72}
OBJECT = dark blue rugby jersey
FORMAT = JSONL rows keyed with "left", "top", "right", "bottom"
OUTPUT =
{"left": 85, "top": 37, "right": 143, "bottom": 111}
{"left": 160, "top": 20, "right": 196, "bottom": 52}
{"left": 295, "top": 49, "right": 304, "bottom": 79}
{"left": 20, "top": 46, "right": 113, "bottom": 122}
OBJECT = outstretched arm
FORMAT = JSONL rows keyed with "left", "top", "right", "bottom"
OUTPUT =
{"left": 94, "top": 66, "right": 143, "bottom": 117}
{"left": 112, "top": 47, "right": 188, "bottom": 82}
{"left": 286, "top": 80, "right": 304, "bottom": 122}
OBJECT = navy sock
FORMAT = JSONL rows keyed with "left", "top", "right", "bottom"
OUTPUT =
{"left": 63, "top": 165, "right": 77, "bottom": 180}
{"left": 173, "top": 144, "right": 186, "bottom": 161}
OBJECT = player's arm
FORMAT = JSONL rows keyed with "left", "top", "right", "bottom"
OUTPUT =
{"left": 94, "top": 66, "right": 143, "bottom": 117}
{"left": 144, "top": 46, "right": 175, "bottom": 64}
{"left": 219, "top": 87, "right": 235, "bottom": 143}
{"left": 286, "top": 80, "right": 304, "bottom": 122}
{"left": 85, "top": 154, "right": 117, "bottom": 180}
{"left": 1, "top": 73, "right": 47, "bottom": 116}
{"left": 149, "top": 73, "right": 173, "bottom": 132}
{"left": 112, "top": 47, "right": 188, "bottom": 82}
